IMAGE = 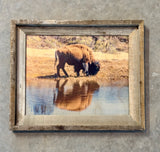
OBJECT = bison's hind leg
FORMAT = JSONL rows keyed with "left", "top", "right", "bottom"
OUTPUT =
{"left": 62, "top": 67, "right": 69, "bottom": 77}
{"left": 57, "top": 64, "right": 61, "bottom": 77}
{"left": 57, "top": 63, "right": 69, "bottom": 77}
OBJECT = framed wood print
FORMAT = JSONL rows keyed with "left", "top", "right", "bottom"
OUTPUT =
{"left": 10, "top": 20, "right": 145, "bottom": 131}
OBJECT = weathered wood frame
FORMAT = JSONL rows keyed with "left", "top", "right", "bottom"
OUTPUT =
{"left": 10, "top": 20, "right": 145, "bottom": 131}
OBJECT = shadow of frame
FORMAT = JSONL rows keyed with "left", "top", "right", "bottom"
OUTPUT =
{"left": 144, "top": 25, "right": 150, "bottom": 135}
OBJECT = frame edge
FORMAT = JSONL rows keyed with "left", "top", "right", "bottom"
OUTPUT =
{"left": 11, "top": 19, "right": 144, "bottom": 26}
{"left": 139, "top": 20, "right": 145, "bottom": 130}
{"left": 10, "top": 20, "right": 17, "bottom": 130}
{"left": 10, "top": 20, "right": 145, "bottom": 131}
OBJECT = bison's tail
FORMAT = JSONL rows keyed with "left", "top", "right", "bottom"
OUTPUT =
{"left": 54, "top": 50, "right": 58, "bottom": 69}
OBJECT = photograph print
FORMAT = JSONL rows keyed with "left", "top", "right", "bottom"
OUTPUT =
{"left": 26, "top": 35, "right": 129, "bottom": 116}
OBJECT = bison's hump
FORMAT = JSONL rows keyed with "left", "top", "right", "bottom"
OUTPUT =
{"left": 58, "top": 44, "right": 95, "bottom": 62}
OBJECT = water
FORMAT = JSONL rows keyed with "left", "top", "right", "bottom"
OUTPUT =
{"left": 26, "top": 79, "right": 129, "bottom": 116}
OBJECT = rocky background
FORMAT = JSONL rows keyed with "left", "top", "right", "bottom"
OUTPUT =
{"left": 27, "top": 35, "right": 129, "bottom": 53}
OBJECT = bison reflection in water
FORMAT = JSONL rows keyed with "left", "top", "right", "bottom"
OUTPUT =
{"left": 55, "top": 44, "right": 100, "bottom": 77}
{"left": 53, "top": 80, "right": 100, "bottom": 111}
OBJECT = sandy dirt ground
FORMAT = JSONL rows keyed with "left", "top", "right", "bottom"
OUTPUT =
{"left": 26, "top": 48, "right": 129, "bottom": 87}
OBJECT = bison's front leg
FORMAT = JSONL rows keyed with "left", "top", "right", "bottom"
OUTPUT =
{"left": 75, "top": 70, "right": 80, "bottom": 77}
{"left": 74, "top": 66, "right": 80, "bottom": 77}
{"left": 82, "top": 62, "right": 89, "bottom": 76}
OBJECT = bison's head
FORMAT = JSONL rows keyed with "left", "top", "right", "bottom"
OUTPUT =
{"left": 88, "top": 61, "right": 100, "bottom": 75}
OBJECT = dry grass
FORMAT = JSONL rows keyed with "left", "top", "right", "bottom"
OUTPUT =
{"left": 26, "top": 48, "right": 128, "bottom": 86}
{"left": 94, "top": 51, "right": 128, "bottom": 61}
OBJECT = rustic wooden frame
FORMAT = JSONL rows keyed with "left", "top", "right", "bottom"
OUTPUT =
{"left": 10, "top": 20, "right": 145, "bottom": 131}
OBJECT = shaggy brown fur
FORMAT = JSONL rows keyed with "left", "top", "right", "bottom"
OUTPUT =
{"left": 55, "top": 44, "right": 95, "bottom": 77}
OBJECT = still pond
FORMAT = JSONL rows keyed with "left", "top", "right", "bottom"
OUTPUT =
{"left": 26, "top": 79, "right": 129, "bottom": 116}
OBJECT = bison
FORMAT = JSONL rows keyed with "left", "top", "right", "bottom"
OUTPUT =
{"left": 54, "top": 44, "right": 100, "bottom": 77}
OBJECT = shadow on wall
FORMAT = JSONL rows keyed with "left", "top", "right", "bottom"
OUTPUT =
{"left": 144, "top": 25, "right": 150, "bottom": 135}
